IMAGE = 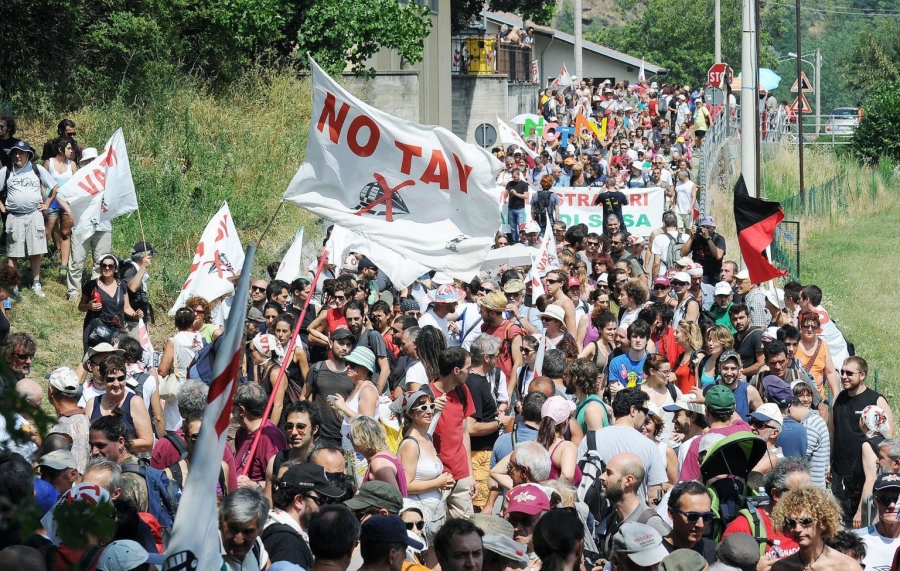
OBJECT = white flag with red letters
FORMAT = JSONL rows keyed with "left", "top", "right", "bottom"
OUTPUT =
{"left": 530, "top": 230, "right": 559, "bottom": 303}
{"left": 283, "top": 57, "right": 502, "bottom": 281}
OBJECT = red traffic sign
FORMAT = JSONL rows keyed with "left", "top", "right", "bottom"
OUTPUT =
{"left": 708, "top": 63, "right": 733, "bottom": 87}
{"left": 790, "top": 93, "right": 812, "bottom": 113}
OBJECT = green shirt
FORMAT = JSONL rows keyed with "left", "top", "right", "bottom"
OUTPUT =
{"left": 709, "top": 302, "right": 736, "bottom": 333}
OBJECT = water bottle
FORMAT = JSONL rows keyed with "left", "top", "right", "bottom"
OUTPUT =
{"left": 92, "top": 288, "right": 102, "bottom": 306}
{"left": 3, "top": 298, "right": 10, "bottom": 310}
{"left": 769, "top": 539, "right": 782, "bottom": 560}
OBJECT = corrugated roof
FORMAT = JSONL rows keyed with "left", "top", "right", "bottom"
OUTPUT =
{"left": 484, "top": 11, "right": 667, "bottom": 73}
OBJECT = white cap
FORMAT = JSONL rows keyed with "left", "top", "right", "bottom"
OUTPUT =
{"left": 431, "top": 271, "right": 454, "bottom": 285}
{"left": 686, "top": 263, "right": 704, "bottom": 277}
{"left": 714, "top": 281, "right": 733, "bottom": 296}
{"left": 523, "top": 221, "right": 541, "bottom": 234}
{"left": 482, "top": 535, "right": 529, "bottom": 568}
{"left": 47, "top": 366, "right": 80, "bottom": 397}
{"left": 751, "top": 403, "right": 784, "bottom": 428}
{"left": 735, "top": 269, "right": 750, "bottom": 281}
{"left": 98, "top": 540, "right": 165, "bottom": 570}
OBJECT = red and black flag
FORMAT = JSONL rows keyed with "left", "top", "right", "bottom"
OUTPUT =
{"left": 733, "top": 175, "right": 789, "bottom": 283}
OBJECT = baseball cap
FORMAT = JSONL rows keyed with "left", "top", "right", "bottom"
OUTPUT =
{"left": 483, "top": 535, "right": 529, "bottom": 569}
{"left": 568, "top": 276, "right": 581, "bottom": 288}
{"left": 762, "top": 376, "right": 793, "bottom": 407}
{"left": 505, "top": 484, "right": 551, "bottom": 515}
{"left": 714, "top": 281, "right": 733, "bottom": 296}
{"left": 699, "top": 433, "right": 726, "bottom": 458}
{"left": 716, "top": 533, "right": 760, "bottom": 571}
{"left": 279, "top": 464, "right": 345, "bottom": 498}
{"left": 660, "top": 549, "right": 708, "bottom": 571}
{"left": 330, "top": 324, "right": 354, "bottom": 341}
{"left": 541, "top": 395, "right": 576, "bottom": 425}
{"left": 246, "top": 307, "right": 266, "bottom": 324}
{"left": 718, "top": 350, "right": 741, "bottom": 366}
{"left": 671, "top": 272, "right": 691, "bottom": 284}
{"left": 612, "top": 522, "right": 668, "bottom": 567}
{"left": 735, "top": 269, "right": 750, "bottom": 281}
{"left": 874, "top": 472, "right": 900, "bottom": 492}
{"left": 705, "top": 385, "right": 736, "bottom": 414}
{"left": 361, "top": 515, "right": 424, "bottom": 551}
{"left": 564, "top": 157, "right": 575, "bottom": 166}
{"left": 98, "top": 540, "right": 165, "bottom": 570}
{"left": 39, "top": 450, "right": 78, "bottom": 471}
{"left": 131, "top": 241, "right": 157, "bottom": 255}
{"left": 750, "top": 403, "right": 783, "bottom": 428}
{"left": 357, "top": 256, "right": 377, "bottom": 271}
{"left": 47, "top": 366, "right": 80, "bottom": 397}
{"left": 698, "top": 215, "right": 717, "bottom": 227}
{"left": 523, "top": 221, "right": 540, "bottom": 234}
{"left": 503, "top": 279, "right": 526, "bottom": 293}
{"left": 674, "top": 256, "right": 694, "bottom": 268}
{"left": 663, "top": 397, "right": 705, "bottom": 416}
{"left": 344, "top": 480, "right": 404, "bottom": 514}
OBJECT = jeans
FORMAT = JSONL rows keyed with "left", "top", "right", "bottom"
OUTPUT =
{"left": 508, "top": 207, "right": 526, "bottom": 243}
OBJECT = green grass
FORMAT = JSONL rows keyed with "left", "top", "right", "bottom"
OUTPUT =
{"left": 10, "top": 67, "right": 321, "bottom": 384}
{"left": 801, "top": 208, "right": 900, "bottom": 406}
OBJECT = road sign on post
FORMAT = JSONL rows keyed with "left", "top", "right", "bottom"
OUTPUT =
{"left": 704, "top": 87, "right": 725, "bottom": 106}
{"left": 790, "top": 71, "right": 814, "bottom": 93}
{"left": 708, "top": 63, "right": 733, "bottom": 87}
{"left": 790, "top": 93, "right": 812, "bottom": 113}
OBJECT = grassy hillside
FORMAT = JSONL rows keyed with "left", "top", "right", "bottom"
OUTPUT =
{"left": 13, "top": 69, "right": 319, "bottom": 379}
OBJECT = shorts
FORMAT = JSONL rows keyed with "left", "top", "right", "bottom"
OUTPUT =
{"left": 6, "top": 211, "right": 47, "bottom": 258}
{"left": 45, "top": 207, "right": 66, "bottom": 218}
{"left": 471, "top": 450, "right": 492, "bottom": 508}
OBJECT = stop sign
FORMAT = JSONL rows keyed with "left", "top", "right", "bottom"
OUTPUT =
{"left": 707, "top": 63, "right": 732, "bottom": 87}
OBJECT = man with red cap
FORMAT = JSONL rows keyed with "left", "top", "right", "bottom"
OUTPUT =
{"left": 504, "top": 483, "right": 550, "bottom": 553}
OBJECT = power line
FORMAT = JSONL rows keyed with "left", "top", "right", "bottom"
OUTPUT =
{"left": 760, "top": 0, "right": 900, "bottom": 16}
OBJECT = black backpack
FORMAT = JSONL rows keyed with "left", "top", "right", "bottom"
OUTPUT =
{"left": 576, "top": 431, "right": 610, "bottom": 524}
{"left": 531, "top": 190, "right": 554, "bottom": 226}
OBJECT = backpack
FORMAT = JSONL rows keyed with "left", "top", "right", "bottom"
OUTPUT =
{"left": 2, "top": 161, "right": 42, "bottom": 200}
{"left": 576, "top": 431, "right": 610, "bottom": 524}
{"left": 661, "top": 232, "right": 688, "bottom": 272}
{"left": 120, "top": 463, "right": 182, "bottom": 530}
{"left": 531, "top": 190, "right": 554, "bottom": 226}
{"left": 165, "top": 432, "right": 189, "bottom": 461}
{"left": 41, "top": 544, "right": 104, "bottom": 571}
{"left": 168, "top": 459, "right": 227, "bottom": 497}
{"left": 186, "top": 334, "right": 223, "bottom": 383}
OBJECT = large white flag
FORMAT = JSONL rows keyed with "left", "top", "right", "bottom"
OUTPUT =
{"left": 530, "top": 230, "right": 559, "bottom": 303}
{"left": 496, "top": 116, "right": 539, "bottom": 159}
{"left": 329, "top": 225, "right": 430, "bottom": 290}
{"left": 639, "top": 59, "right": 646, "bottom": 82}
{"left": 275, "top": 228, "right": 304, "bottom": 283}
{"left": 169, "top": 202, "right": 244, "bottom": 315}
{"left": 56, "top": 128, "right": 137, "bottom": 244}
{"left": 283, "top": 57, "right": 503, "bottom": 282}
{"left": 164, "top": 246, "right": 255, "bottom": 571}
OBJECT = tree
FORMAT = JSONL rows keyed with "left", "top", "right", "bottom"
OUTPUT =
{"left": 850, "top": 81, "right": 900, "bottom": 164}
{"left": 451, "top": 0, "right": 555, "bottom": 33}
{"left": 840, "top": 22, "right": 900, "bottom": 92}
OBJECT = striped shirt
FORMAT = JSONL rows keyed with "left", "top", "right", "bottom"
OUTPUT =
{"left": 801, "top": 410, "right": 831, "bottom": 487}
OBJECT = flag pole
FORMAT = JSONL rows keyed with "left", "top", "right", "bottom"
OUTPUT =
{"left": 257, "top": 200, "right": 285, "bottom": 248}
{"left": 135, "top": 204, "right": 148, "bottom": 249}
{"left": 240, "top": 249, "right": 328, "bottom": 476}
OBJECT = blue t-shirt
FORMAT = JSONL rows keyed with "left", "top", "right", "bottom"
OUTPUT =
{"left": 776, "top": 417, "right": 809, "bottom": 459}
{"left": 490, "top": 422, "right": 539, "bottom": 468}
{"left": 608, "top": 353, "right": 648, "bottom": 388}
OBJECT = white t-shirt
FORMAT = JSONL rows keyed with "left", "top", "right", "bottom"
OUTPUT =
{"left": 419, "top": 308, "right": 449, "bottom": 342}
{"left": 854, "top": 525, "right": 900, "bottom": 571}
{"left": 0, "top": 163, "right": 57, "bottom": 214}
{"left": 650, "top": 230, "right": 687, "bottom": 275}
{"left": 405, "top": 361, "right": 429, "bottom": 390}
{"left": 457, "top": 303, "right": 484, "bottom": 350}
{"left": 658, "top": 168, "right": 673, "bottom": 188}
{"left": 674, "top": 180, "right": 695, "bottom": 214}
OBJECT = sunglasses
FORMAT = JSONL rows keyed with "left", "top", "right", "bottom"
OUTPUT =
{"left": 785, "top": 517, "right": 816, "bottom": 528}
{"left": 106, "top": 374, "right": 126, "bottom": 383}
{"left": 521, "top": 348, "right": 534, "bottom": 355}
{"left": 653, "top": 285, "right": 669, "bottom": 291}
{"left": 16, "top": 353, "right": 35, "bottom": 360}
{"left": 411, "top": 403, "right": 436, "bottom": 413}
{"left": 749, "top": 420, "right": 774, "bottom": 430}
{"left": 405, "top": 520, "right": 425, "bottom": 531}
{"left": 478, "top": 287, "right": 494, "bottom": 294}
{"left": 610, "top": 241, "right": 624, "bottom": 246}
{"left": 673, "top": 507, "right": 715, "bottom": 524}
{"left": 840, "top": 369, "right": 858, "bottom": 377}
{"left": 545, "top": 279, "right": 563, "bottom": 285}
{"left": 876, "top": 494, "right": 900, "bottom": 506}
{"left": 671, "top": 281, "right": 687, "bottom": 287}
{"left": 615, "top": 279, "right": 627, "bottom": 285}
{"left": 100, "top": 263, "right": 116, "bottom": 270}
{"left": 333, "top": 295, "right": 346, "bottom": 301}
{"left": 284, "top": 423, "right": 308, "bottom": 432}
{"left": 251, "top": 285, "right": 266, "bottom": 292}
{"left": 305, "top": 493, "right": 329, "bottom": 507}
{"left": 188, "top": 432, "right": 201, "bottom": 443}
{"left": 587, "top": 241, "right": 600, "bottom": 247}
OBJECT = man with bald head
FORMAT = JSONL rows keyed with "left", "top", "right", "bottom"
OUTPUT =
{"left": 310, "top": 445, "right": 347, "bottom": 475}
{"left": 597, "top": 452, "right": 671, "bottom": 560}
{"left": 526, "top": 376, "right": 555, "bottom": 399}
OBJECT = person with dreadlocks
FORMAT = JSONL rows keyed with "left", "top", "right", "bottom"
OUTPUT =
{"left": 416, "top": 325, "right": 448, "bottom": 386}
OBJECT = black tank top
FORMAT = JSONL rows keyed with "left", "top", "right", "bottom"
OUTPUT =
{"left": 91, "top": 392, "right": 137, "bottom": 436}
{"left": 832, "top": 387, "right": 881, "bottom": 476}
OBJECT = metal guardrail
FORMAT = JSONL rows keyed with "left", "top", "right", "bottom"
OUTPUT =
{"left": 764, "top": 113, "right": 856, "bottom": 146}
{"left": 771, "top": 220, "right": 800, "bottom": 280}
{"left": 695, "top": 105, "right": 738, "bottom": 215}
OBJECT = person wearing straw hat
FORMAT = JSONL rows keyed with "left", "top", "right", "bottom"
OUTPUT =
{"left": 537, "top": 305, "right": 571, "bottom": 349}
{"left": 477, "top": 290, "right": 524, "bottom": 398}
{"left": 0, "top": 140, "right": 62, "bottom": 298}
{"left": 419, "top": 284, "right": 465, "bottom": 345}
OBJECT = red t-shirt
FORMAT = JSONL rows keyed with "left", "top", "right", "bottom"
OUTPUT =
{"left": 483, "top": 321, "right": 523, "bottom": 379}
{"left": 151, "top": 430, "right": 239, "bottom": 492}
{"left": 653, "top": 327, "right": 681, "bottom": 367}
{"left": 383, "top": 330, "right": 399, "bottom": 360}
{"left": 723, "top": 508, "right": 798, "bottom": 558}
{"left": 430, "top": 382, "right": 475, "bottom": 480}
{"left": 326, "top": 307, "right": 347, "bottom": 333}
{"left": 234, "top": 420, "right": 289, "bottom": 482}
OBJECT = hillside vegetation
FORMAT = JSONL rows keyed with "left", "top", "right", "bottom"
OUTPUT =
{"left": 12, "top": 70, "right": 318, "bottom": 378}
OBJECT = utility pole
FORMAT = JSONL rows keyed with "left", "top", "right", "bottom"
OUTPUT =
{"left": 815, "top": 48, "right": 821, "bottom": 134}
{"left": 795, "top": 0, "right": 804, "bottom": 194}
{"left": 741, "top": 0, "right": 758, "bottom": 197}
{"left": 715, "top": 0, "right": 722, "bottom": 63}
{"left": 574, "top": 0, "right": 583, "bottom": 80}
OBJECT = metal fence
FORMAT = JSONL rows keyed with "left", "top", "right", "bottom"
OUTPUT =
{"left": 450, "top": 34, "right": 533, "bottom": 83}
{"left": 771, "top": 220, "right": 801, "bottom": 280}
{"left": 696, "top": 106, "right": 738, "bottom": 214}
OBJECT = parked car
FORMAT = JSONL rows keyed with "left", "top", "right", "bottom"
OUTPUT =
{"left": 824, "top": 107, "right": 860, "bottom": 134}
